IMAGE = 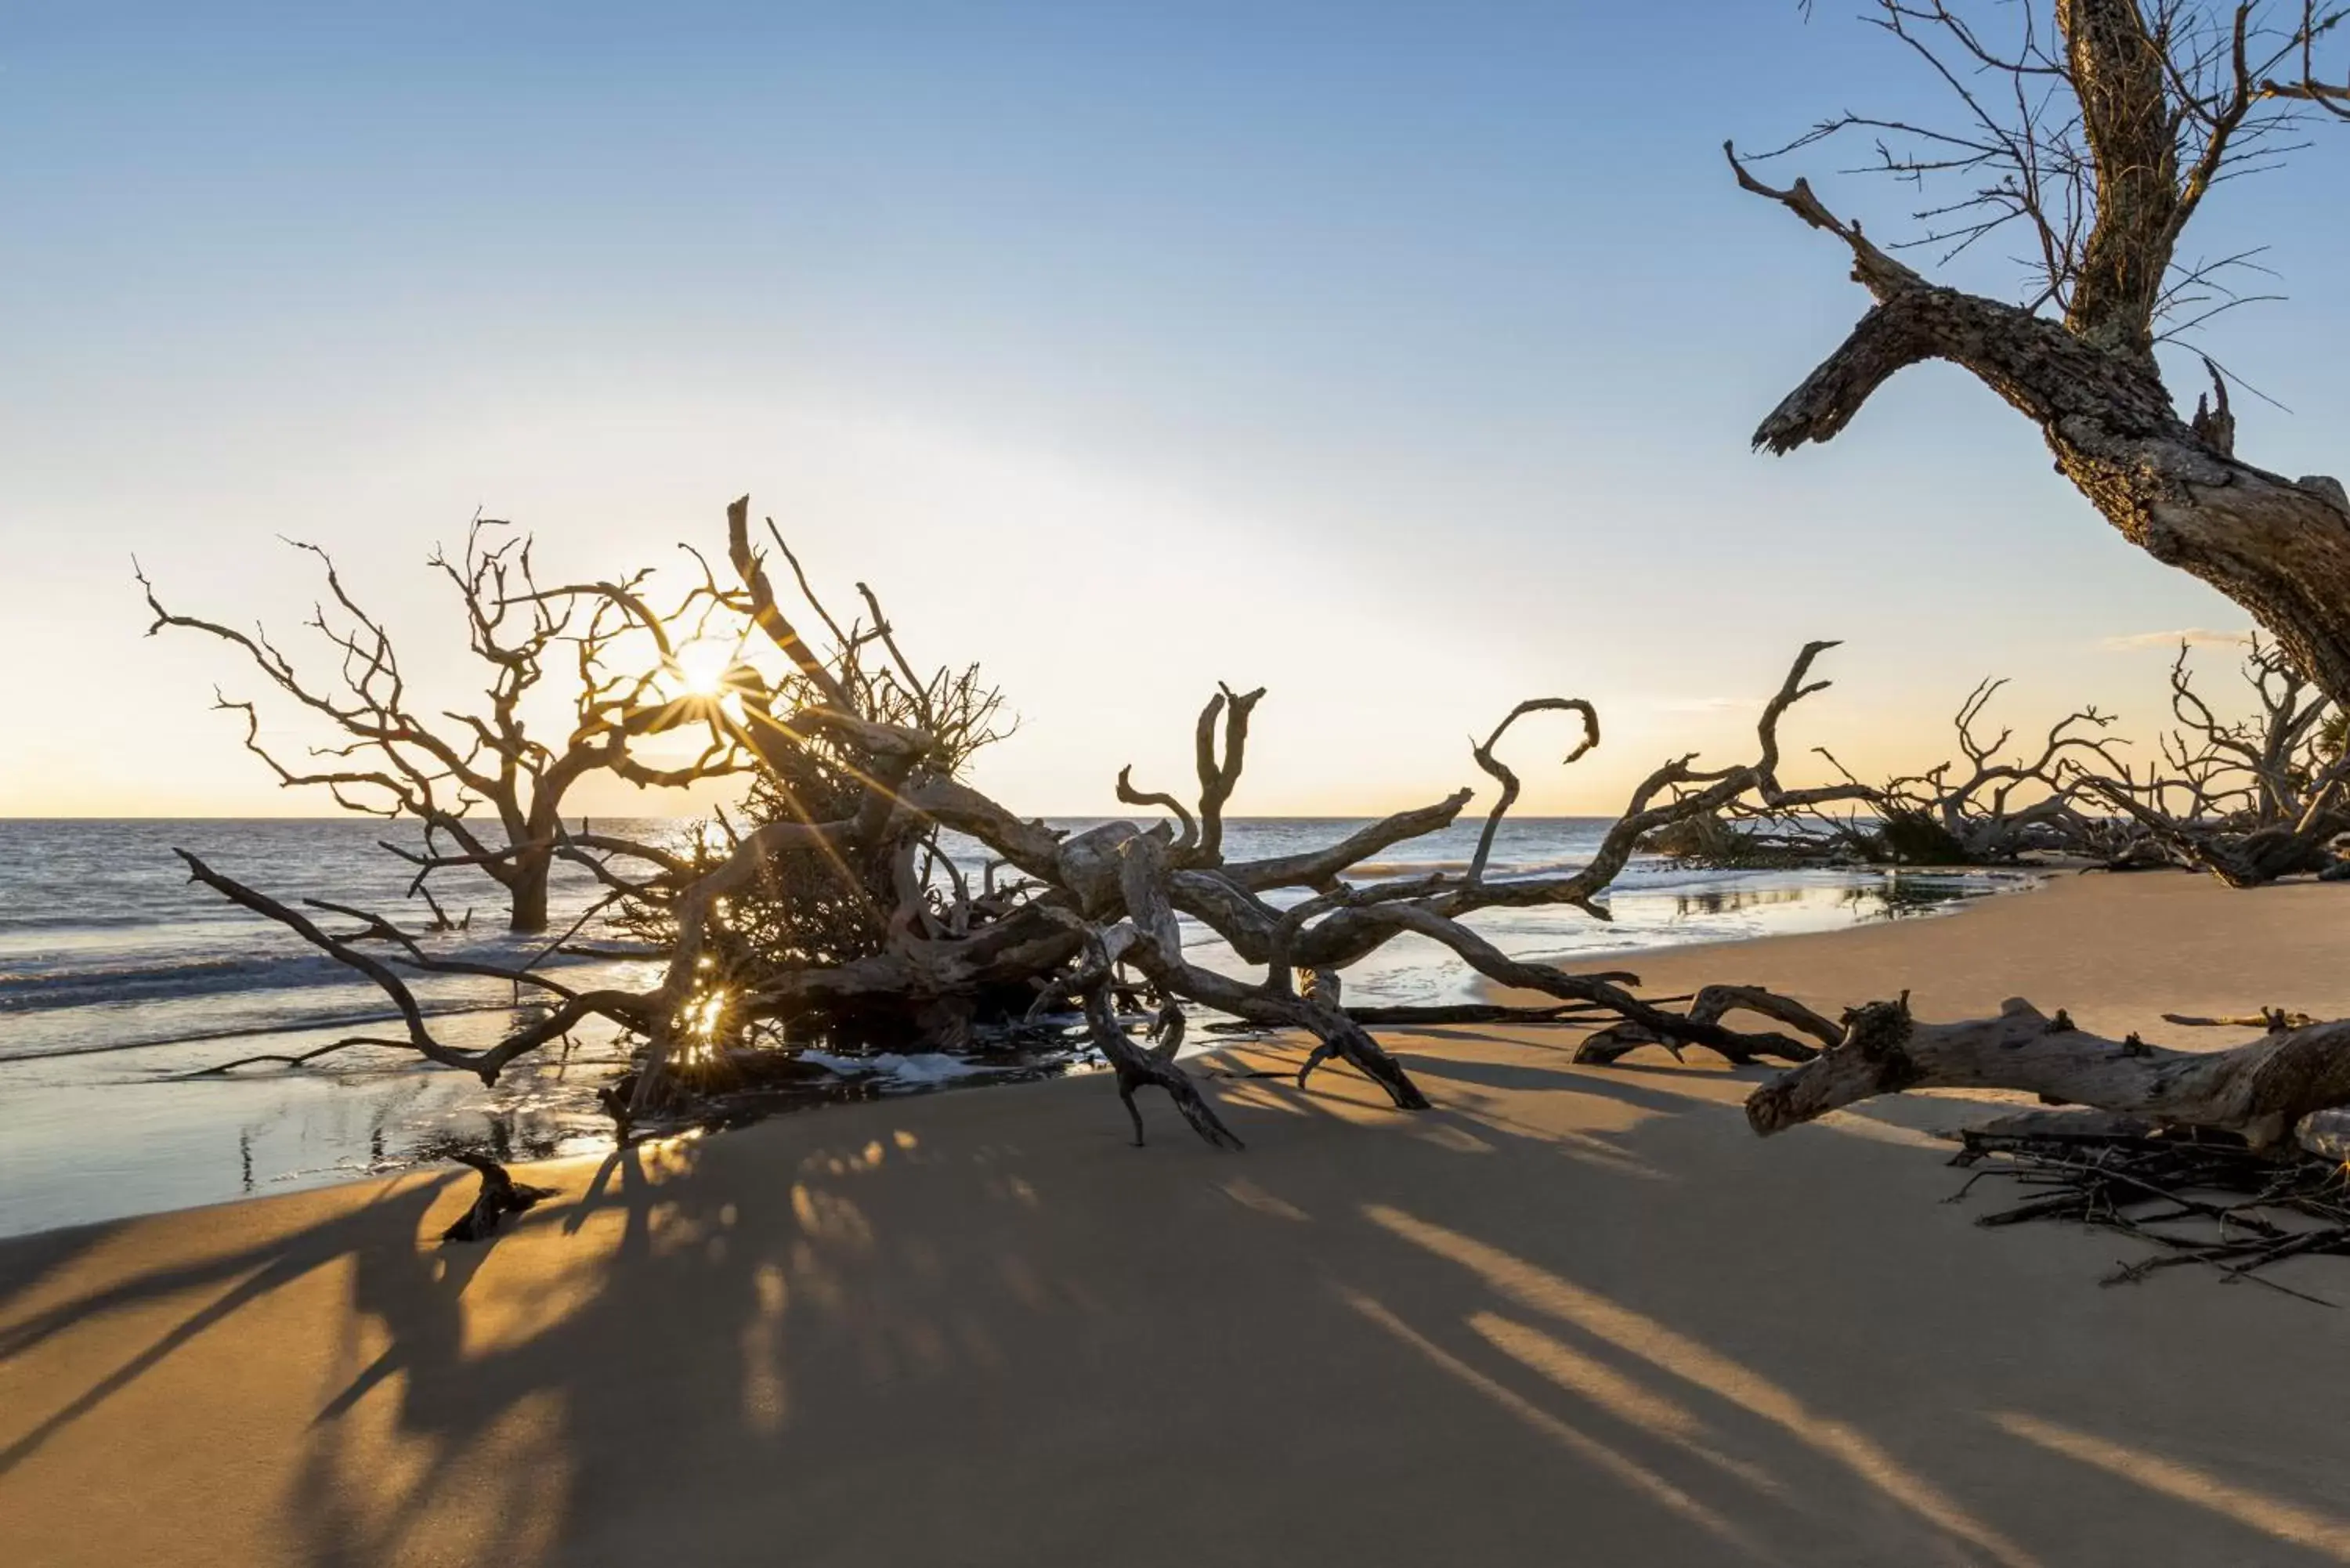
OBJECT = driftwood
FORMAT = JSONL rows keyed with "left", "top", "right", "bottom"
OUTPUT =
{"left": 175, "top": 497, "right": 1877, "bottom": 1149}
{"left": 1949, "top": 1121, "right": 2350, "bottom": 1302}
{"left": 1748, "top": 994, "right": 2350, "bottom": 1154}
{"left": 1811, "top": 679, "right": 2124, "bottom": 865}
{"left": 141, "top": 520, "right": 749, "bottom": 930}
{"left": 439, "top": 1152, "right": 559, "bottom": 1243}
{"left": 2078, "top": 638, "right": 2350, "bottom": 883}
{"left": 1574, "top": 985, "right": 1845, "bottom": 1067}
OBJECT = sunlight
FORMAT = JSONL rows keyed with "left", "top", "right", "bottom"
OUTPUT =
{"left": 1993, "top": 1411, "right": 2350, "bottom": 1561}
{"left": 667, "top": 638, "right": 739, "bottom": 699}
{"left": 1338, "top": 1288, "right": 1766, "bottom": 1557}
{"left": 1361, "top": 1203, "right": 2041, "bottom": 1568}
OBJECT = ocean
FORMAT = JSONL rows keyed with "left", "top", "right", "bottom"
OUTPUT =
{"left": 0, "top": 817, "right": 2029, "bottom": 1237}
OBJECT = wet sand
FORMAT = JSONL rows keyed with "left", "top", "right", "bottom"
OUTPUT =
{"left": 7, "top": 870, "right": 2350, "bottom": 1566}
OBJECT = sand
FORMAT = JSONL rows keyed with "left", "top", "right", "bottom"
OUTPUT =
{"left": 8, "top": 870, "right": 2350, "bottom": 1566}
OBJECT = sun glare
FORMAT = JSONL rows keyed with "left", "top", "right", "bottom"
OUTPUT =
{"left": 670, "top": 638, "right": 736, "bottom": 698}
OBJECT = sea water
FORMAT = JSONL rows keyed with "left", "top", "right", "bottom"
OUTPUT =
{"left": 0, "top": 817, "right": 2028, "bottom": 1236}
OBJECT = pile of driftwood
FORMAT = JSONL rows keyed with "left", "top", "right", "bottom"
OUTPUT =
{"left": 1951, "top": 1116, "right": 2350, "bottom": 1304}
{"left": 1649, "top": 639, "right": 2350, "bottom": 883}
{"left": 164, "top": 496, "right": 1891, "bottom": 1147}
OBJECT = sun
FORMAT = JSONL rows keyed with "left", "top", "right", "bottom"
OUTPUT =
{"left": 668, "top": 638, "right": 737, "bottom": 698}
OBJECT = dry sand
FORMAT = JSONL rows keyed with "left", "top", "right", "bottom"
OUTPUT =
{"left": 8, "top": 870, "right": 2350, "bottom": 1566}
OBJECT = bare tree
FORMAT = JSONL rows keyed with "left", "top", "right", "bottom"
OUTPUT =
{"left": 1810, "top": 677, "right": 2126, "bottom": 862}
{"left": 2077, "top": 634, "right": 2350, "bottom": 879}
{"left": 1737, "top": 2, "right": 2350, "bottom": 698}
{"left": 172, "top": 497, "right": 1875, "bottom": 1147}
{"left": 141, "top": 518, "right": 747, "bottom": 931}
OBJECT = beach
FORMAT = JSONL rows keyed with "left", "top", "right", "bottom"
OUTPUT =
{"left": 0, "top": 815, "right": 2014, "bottom": 1237}
{"left": 8, "top": 869, "right": 2350, "bottom": 1566}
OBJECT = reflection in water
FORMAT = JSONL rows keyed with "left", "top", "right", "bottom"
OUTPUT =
{"left": 1662, "top": 873, "right": 2006, "bottom": 924}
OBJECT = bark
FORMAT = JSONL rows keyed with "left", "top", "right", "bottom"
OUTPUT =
{"left": 1748, "top": 994, "right": 2350, "bottom": 1153}
{"left": 1062, "top": 924, "right": 1242, "bottom": 1150}
{"left": 1732, "top": 63, "right": 2350, "bottom": 706}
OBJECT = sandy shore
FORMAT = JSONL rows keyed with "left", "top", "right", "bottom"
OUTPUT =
{"left": 9, "top": 870, "right": 2350, "bottom": 1566}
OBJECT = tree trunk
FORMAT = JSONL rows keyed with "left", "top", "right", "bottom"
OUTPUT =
{"left": 1734, "top": 159, "right": 2350, "bottom": 706}
{"left": 1747, "top": 995, "right": 2350, "bottom": 1154}
{"left": 506, "top": 850, "right": 552, "bottom": 934}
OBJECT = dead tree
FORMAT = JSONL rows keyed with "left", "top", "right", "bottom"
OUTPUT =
{"left": 1813, "top": 678, "right": 2126, "bottom": 862}
{"left": 141, "top": 518, "right": 747, "bottom": 931}
{"left": 173, "top": 497, "right": 1875, "bottom": 1148}
{"left": 1748, "top": 992, "right": 2350, "bottom": 1157}
{"left": 2079, "top": 635, "right": 2350, "bottom": 880}
{"left": 1737, "top": 2, "right": 2350, "bottom": 701}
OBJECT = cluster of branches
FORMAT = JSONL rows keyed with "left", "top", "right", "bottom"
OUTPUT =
{"left": 1739, "top": 2, "right": 2350, "bottom": 716}
{"left": 2077, "top": 636, "right": 2350, "bottom": 880}
{"left": 1646, "top": 638, "right": 2350, "bottom": 882}
{"left": 1632, "top": 3, "right": 2350, "bottom": 1270}
{"left": 172, "top": 496, "right": 1889, "bottom": 1149}
{"left": 142, "top": 518, "right": 751, "bottom": 931}
{"left": 162, "top": 508, "right": 2350, "bottom": 1248}
{"left": 1778, "top": 0, "right": 2347, "bottom": 348}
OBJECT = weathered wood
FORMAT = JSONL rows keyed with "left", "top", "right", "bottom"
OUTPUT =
{"left": 1734, "top": 5, "right": 2350, "bottom": 703}
{"left": 1748, "top": 994, "right": 2350, "bottom": 1153}
{"left": 142, "top": 520, "right": 750, "bottom": 931}
{"left": 440, "top": 1152, "right": 559, "bottom": 1243}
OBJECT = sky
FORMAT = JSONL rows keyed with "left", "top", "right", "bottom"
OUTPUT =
{"left": 4, "top": 2, "right": 2347, "bottom": 818}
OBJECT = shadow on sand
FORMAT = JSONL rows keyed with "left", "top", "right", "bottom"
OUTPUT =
{"left": 7, "top": 1034, "right": 2350, "bottom": 1566}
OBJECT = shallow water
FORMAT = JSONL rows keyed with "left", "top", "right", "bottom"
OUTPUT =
{"left": 0, "top": 817, "right": 2028, "bottom": 1237}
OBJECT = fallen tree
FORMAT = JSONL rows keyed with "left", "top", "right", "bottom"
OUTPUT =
{"left": 174, "top": 495, "right": 1876, "bottom": 1146}
{"left": 1747, "top": 992, "right": 2350, "bottom": 1155}
{"left": 1818, "top": 679, "right": 2125, "bottom": 864}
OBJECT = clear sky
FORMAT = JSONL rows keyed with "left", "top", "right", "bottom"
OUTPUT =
{"left": 5, "top": 2, "right": 2345, "bottom": 818}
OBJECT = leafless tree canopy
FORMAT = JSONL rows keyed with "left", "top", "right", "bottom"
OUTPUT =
{"left": 2074, "top": 634, "right": 2350, "bottom": 880}
{"left": 1782, "top": 1, "right": 2346, "bottom": 341}
{"left": 141, "top": 519, "right": 750, "bottom": 930}
{"left": 1740, "top": 2, "right": 2350, "bottom": 703}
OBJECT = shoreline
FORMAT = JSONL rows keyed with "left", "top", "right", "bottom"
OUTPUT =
{"left": 0, "top": 858, "right": 2033, "bottom": 1241}
{"left": 12, "top": 869, "right": 2350, "bottom": 1564}
{"left": 1477, "top": 861, "right": 2049, "bottom": 994}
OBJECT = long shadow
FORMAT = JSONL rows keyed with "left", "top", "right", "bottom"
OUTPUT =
{"left": 0, "top": 1174, "right": 459, "bottom": 1476}
{"left": 1401, "top": 1050, "right": 1767, "bottom": 1115}
{"left": 9, "top": 1041, "right": 2350, "bottom": 1567}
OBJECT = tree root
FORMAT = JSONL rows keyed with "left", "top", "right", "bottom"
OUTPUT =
{"left": 440, "top": 1152, "right": 559, "bottom": 1242}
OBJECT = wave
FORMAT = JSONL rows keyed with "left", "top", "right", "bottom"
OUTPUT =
{"left": 795, "top": 1050, "right": 1010, "bottom": 1086}
{"left": 0, "top": 911, "right": 173, "bottom": 933}
{"left": 1343, "top": 855, "right": 1599, "bottom": 880}
{"left": 0, "top": 999, "right": 532, "bottom": 1064}
{"left": 0, "top": 938, "right": 642, "bottom": 1017}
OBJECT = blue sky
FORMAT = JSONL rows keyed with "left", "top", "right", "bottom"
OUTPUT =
{"left": 5, "top": 2, "right": 2345, "bottom": 815}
